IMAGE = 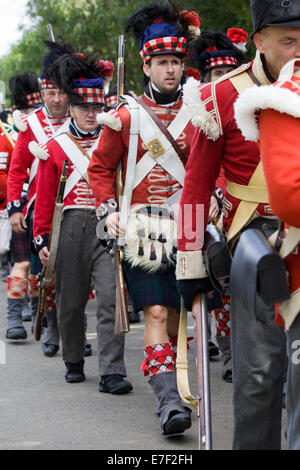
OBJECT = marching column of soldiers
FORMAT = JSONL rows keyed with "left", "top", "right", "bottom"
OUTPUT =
{"left": 0, "top": 0, "right": 300, "bottom": 450}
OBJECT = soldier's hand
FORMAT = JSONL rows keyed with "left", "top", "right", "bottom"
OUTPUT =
{"left": 39, "top": 247, "right": 50, "bottom": 266}
{"left": 10, "top": 212, "right": 27, "bottom": 233}
{"left": 106, "top": 212, "right": 126, "bottom": 239}
{"left": 177, "top": 278, "right": 213, "bottom": 311}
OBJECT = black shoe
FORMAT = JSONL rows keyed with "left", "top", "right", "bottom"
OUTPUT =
{"left": 65, "top": 360, "right": 85, "bottom": 383}
{"left": 208, "top": 341, "right": 219, "bottom": 358}
{"left": 163, "top": 410, "right": 192, "bottom": 436}
{"left": 99, "top": 374, "right": 133, "bottom": 394}
{"left": 42, "top": 343, "right": 59, "bottom": 357}
{"left": 128, "top": 311, "right": 140, "bottom": 324}
{"left": 6, "top": 327, "right": 27, "bottom": 340}
{"left": 84, "top": 343, "right": 92, "bottom": 357}
{"left": 223, "top": 369, "right": 233, "bottom": 383}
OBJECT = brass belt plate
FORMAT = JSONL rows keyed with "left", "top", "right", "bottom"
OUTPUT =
{"left": 147, "top": 139, "right": 165, "bottom": 158}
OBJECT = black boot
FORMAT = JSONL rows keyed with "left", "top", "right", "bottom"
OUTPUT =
{"left": 149, "top": 371, "right": 191, "bottom": 435}
{"left": 99, "top": 374, "right": 133, "bottom": 394}
{"left": 65, "top": 360, "right": 85, "bottom": 383}
{"left": 6, "top": 298, "right": 27, "bottom": 340}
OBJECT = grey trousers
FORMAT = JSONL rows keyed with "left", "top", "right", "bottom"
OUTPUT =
{"left": 286, "top": 312, "right": 300, "bottom": 450}
{"left": 231, "top": 295, "right": 287, "bottom": 449}
{"left": 55, "top": 209, "right": 126, "bottom": 377}
{"left": 42, "top": 310, "right": 60, "bottom": 346}
{"left": 231, "top": 220, "right": 287, "bottom": 450}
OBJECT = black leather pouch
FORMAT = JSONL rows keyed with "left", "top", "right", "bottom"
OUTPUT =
{"left": 230, "top": 228, "right": 290, "bottom": 316}
{"left": 204, "top": 223, "right": 232, "bottom": 291}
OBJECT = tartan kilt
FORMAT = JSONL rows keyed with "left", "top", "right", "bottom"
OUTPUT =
{"left": 123, "top": 260, "right": 180, "bottom": 314}
{"left": 10, "top": 230, "right": 31, "bottom": 264}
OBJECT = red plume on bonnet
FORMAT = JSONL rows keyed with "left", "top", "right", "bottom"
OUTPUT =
{"left": 185, "top": 67, "right": 201, "bottom": 80}
{"left": 179, "top": 10, "right": 201, "bottom": 28}
{"left": 227, "top": 28, "right": 248, "bottom": 45}
{"left": 179, "top": 10, "right": 201, "bottom": 40}
{"left": 96, "top": 60, "right": 115, "bottom": 79}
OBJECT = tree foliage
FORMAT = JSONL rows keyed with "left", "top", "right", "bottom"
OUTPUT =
{"left": 0, "top": 0, "right": 254, "bottom": 102}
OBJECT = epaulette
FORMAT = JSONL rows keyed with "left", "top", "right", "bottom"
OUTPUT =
{"left": 12, "top": 109, "right": 28, "bottom": 132}
{"left": 96, "top": 95, "right": 136, "bottom": 131}
{"left": 13, "top": 107, "right": 41, "bottom": 132}
{"left": 28, "top": 140, "right": 49, "bottom": 160}
{"left": 183, "top": 78, "right": 220, "bottom": 141}
{"left": 97, "top": 108, "right": 122, "bottom": 131}
{"left": 183, "top": 63, "right": 251, "bottom": 141}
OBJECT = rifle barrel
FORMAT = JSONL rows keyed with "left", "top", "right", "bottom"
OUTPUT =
{"left": 117, "top": 35, "right": 126, "bottom": 99}
{"left": 57, "top": 160, "right": 69, "bottom": 203}
{"left": 47, "top": 23, "right": 55, "bottom": 42}
{"left": 201, "top": 294, "right": 212, "bottom": 450}
{"left": 193, "top": 294, "right": 213, "bottom": 450}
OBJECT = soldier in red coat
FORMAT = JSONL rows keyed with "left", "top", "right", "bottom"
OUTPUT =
{"left": 176, "top": 0, "right": 300, "bottom": 450}
{"left": 6, "top": 42, "right": 70, "bottom": 353}
{"left": 34, "top": 53, "right": 132, "bottom": 392}
{"left": 0, "top": 115, "right": 14, "bottom": 268}
{"left": 235, "top": 57, "right": 300, "bottom": 449}
{"left": 4, "top": 73, "right": 43, "bottom": 340}
{"left": 189, "top": 28, "right": 247, "bottom": 383}
{"left": 87, "top": 3, "right": 208, "bottom": 436}
{"left": 0, "top": 123, "right": 13, "bottom": 211}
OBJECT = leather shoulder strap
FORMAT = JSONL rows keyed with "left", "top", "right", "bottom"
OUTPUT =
{"left": 229, "top": 70, "right": 259, "bottom": 95}
{"left": 226, "top": 70, "right": 263, "bottom": 242}
{"left": 136, "top": 96, "right": 187, "bottom": 165}
{"left": 65, "top": 132, "right": 91, "bottom": 161}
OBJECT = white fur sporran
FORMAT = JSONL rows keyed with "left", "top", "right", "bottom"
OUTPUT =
{"left": 124, "top": 204, "right": 177, "bottom": 273}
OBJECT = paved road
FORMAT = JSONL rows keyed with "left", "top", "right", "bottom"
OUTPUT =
{"left": 0, "top": 270, "right": 286, "bottom": 451}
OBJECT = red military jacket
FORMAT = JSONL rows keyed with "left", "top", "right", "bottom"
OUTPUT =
{"left": 176, "top": 56, "right": 275, "bottom": 280}
{"left": 87, "top": 92, "right": 196, "bottom": 217}
{"left": 33, "top": 128, "right": 100, "bottom": 251}
{"left": 178, "top": 60, "right": 274, "bottom": 249}
{"left": 0, "top": 133, "right": 13, "bottom": 210}
{"left": 7, "top": 107, "right": 69, "bottom": 218}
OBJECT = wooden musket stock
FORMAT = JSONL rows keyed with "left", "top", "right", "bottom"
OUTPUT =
{"left": 113, "top": 35, "right": 130, "bottom": 336}
{"left": 34, "top": 160, "right": 69, "bottom": 340}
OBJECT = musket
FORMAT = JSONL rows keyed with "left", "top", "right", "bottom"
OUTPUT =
{"left": 117, "top": 35, "right": 126, "bottom": 97}
{"left": 113, "top": 35, "right": 130, "bottom": 336}
{"left": 192, "top": 293, "right": 213, "bottom": 450}
{"left": 47, "top": 23, "right": 55, "bottom": 42}
{"left": 34, "top": 160, "right": 69, "bottom": 341}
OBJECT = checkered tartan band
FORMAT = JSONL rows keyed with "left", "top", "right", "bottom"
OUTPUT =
{"left": 26, "top": 92, "right": 42, "bottom": 106}
{"left": 206, "top": 55, "right": 238, "bottom": 70}
{"left": 74, "top": 87, "right": 105, "bottom": 104}
{"left": 105, "top": 94, "right": 118, "bottom": 107}
{"left": 214, "top": 295, "right": 231, "bottom": 337}
{"left": 41, "top": 78, "right": 57, "bottom": 89}
{"left": 141, "top": 343, "right": 176, "bottom": 377}
{"left": 140, "top": 36, "right": 188, "bottom": 63}
{"left": 6, "top": 276, "right": 28, "bottom": 299}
